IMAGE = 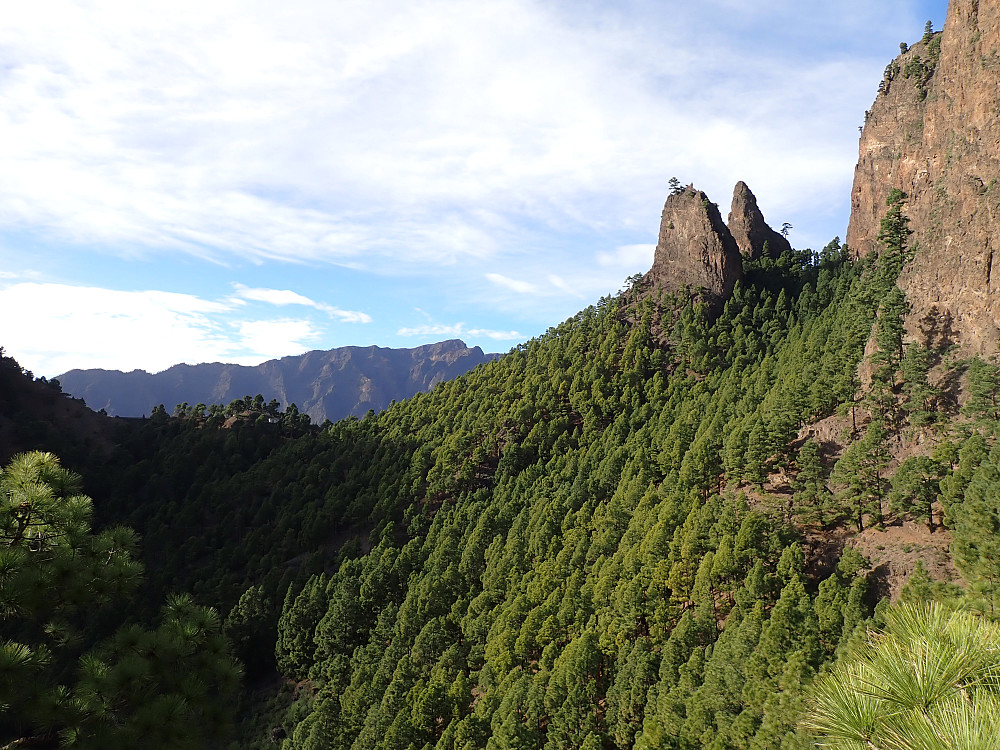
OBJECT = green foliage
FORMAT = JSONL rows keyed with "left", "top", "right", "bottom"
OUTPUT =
{"left": 890, "top": 455, "right": 945, "bottom": 531}
{"left": 70, "top": 594, "right": 242, "bottom": 749}
{"left": 34, "top": 230, "right": 931, "bottom": 748}
{"left": 6, "top": 165, "right": 998, "bottom": 749}
{"left": 831, "top": 421, "right": 891, "bottom": 531}
{"left": 948, "top": 443, "right": 1000, "bottom": 612}
{"left": 964, "top": 357, "right": 1000, "bottom": 427}
{"left": 792, "top": 438, "right": 834, "bottom": 525}
{"left": 0, "top": 452, "right": 240, "bottom": 749}
{"left": 876, "top": 190, "right": 912, "bottom": 283}
{"left": 804, "top": 603, "right": 1000, "bottom": 750}
{"left": 900, "top": 343, "right": 939, "bottom": 429}
{"left": 225, "top": 585, "right": 276, "bottom": 677}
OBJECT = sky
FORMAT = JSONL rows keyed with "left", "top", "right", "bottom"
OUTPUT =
{"left": 0, "top": 0, "right": 948, "bottom": 377}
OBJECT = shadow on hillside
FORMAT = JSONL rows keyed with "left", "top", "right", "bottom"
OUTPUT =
{"left": 919, "top": 306, "right": 956, "bottom": 357}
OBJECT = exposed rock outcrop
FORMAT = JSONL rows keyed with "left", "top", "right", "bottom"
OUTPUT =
{"left": 847, "top": 0, "right": 1000, "bottom": 353}
{"left": 728, "top": 181, "right": 792, "bottom": 261}
{"left": 644, "top": 186, "right": 744, "bottom": 309}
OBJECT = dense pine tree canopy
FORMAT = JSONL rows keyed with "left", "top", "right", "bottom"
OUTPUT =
{"left": 2, "top": 194, "right": 1000, "bottom": 748}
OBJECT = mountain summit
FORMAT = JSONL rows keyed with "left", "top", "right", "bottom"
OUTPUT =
{"left": 728, "top": 181, "right": 792, "bottom": 261}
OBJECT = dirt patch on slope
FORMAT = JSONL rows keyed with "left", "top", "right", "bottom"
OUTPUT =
{"left": 849, "top": 520, "right": 960, "bottom": 602}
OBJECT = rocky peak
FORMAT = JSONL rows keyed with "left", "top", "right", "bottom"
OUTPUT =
{"left": 644, "top": 185, "right": 743, "bottom": 309}
{"left": 847, "top": 0, "right": 1000, "bottom": 353}
{"left": 727, "top": 181, "right": 792, "bottom": 261}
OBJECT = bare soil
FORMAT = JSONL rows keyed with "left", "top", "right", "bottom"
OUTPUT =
{"left": 849, "top": 519, "right": 961, "bottom": 602}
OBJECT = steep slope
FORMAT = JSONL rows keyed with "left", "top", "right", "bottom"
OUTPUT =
{"left": 847, "top": 0, "right": 1000, "bottom": 353}
{"left": 85, "top": 219, "right": 913, "bottom": 750}
{"left": 57, "top": 339, "right": 499, "bottom": 423}
{"left": 12, "top": 177, "right": 993, "bottom": 749}
{"left": 0, "top": 349, "right": 116, "bottom": 466}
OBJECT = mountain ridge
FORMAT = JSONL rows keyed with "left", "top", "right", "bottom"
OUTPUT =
{"left": 56, "top": 338, "right": 499, "bottom": 423}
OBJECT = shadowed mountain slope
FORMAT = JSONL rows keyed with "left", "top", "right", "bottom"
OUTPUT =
{"left": 57, "top": 339, "right": 499, "bottom": 423}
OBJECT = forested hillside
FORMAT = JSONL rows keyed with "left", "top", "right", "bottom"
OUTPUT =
{"left": 6, "top": 3, "right": 1000, "bottom": 748}
{"left": 3, "top": 190, "right": 993, "bottom": 749}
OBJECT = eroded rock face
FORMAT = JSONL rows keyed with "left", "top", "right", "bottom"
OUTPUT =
{"left": 728, "top": 181, "right": 792, "bottom": 261}
{"left": 846, "top": 0, "right": 1000, "bottom": 354}
{"left": 645, "top": 186, "right": 743, "bottom": 309}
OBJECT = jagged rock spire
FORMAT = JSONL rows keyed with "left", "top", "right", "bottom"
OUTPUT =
{"left": 644, "top": 184, "right": 743, "bottom": 309}
{"left": 727, "top": 181, "right": 792, "bottom": 261}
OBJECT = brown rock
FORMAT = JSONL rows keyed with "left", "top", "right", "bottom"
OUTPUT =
{"left": 644, "top": 185, "right": 744, "bottom": 310}
{"left": 847, "top": 0, "right": 1000, "bottom": 354}
{"left": 727, "top": 181, "right": 792, "bottom": 260}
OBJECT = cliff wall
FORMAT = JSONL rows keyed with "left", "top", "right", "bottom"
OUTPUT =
{"left": 847, "top": 0, "right": 1000, "bottom": 353}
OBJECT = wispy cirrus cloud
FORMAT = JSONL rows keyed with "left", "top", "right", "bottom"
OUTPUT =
{"left": 230, "top": 283, "right": 372, "bottom": 323}
{"left": 485, "top": 273, "right": 538, "bottom": 295}
{"left": 0, "top": 0, "right": 945, "bottom": 271}
{"left": 0, "top": 0, "right": 948, "bottom": 376}
{"left": 397, "top": 320, "right": 520, "bottom": 341}
{"left": 396, "top": 323, "right": 464, "bottom": 338}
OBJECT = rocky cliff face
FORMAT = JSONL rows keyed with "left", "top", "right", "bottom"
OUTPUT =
{"left": 644, "top": 181, "right": 791, "bottom": 309}
{"left": 644, "top": 186, "right": 744, "bottom": 309}
{"left": 847, "top": 0, "right": 1000, "bottom": 353}
{"left": 728, "top": 181, "right": 792, "bottom": 261}
{"left": 57, "top": 340, "right": 499, "bottom": 423}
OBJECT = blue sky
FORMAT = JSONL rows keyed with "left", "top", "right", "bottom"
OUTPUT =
{"left": 1, "top": 0, "right": 948, "bottom": 377}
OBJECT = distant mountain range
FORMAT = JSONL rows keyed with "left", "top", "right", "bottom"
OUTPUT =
{"left": 56, "top": 339, "right": 500, "bottom": 423}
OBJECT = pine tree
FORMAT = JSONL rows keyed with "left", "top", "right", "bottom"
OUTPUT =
{"left": 831, "top": 421, "right": 891, "bottom": 531}
{"left": 964, "top": 357, "right": 1000, "bottom": 426}
{"left": 875, "top": 189, "right": 912, "bottom": 285}
{"left": 950, "top": 444, "right": 1000, "bottom": 612}
{"left": 791, "top": 438, "right": 832, "bottom": 525}
{"left": 805, "top": 604, "right": 1000, "bottom": 750}
{"left": 900, "top": 343, "right": 939, "bottom": 429}
{"left": 0, "top": 452, "right": 240, "bottom": 749}
{"left": 889, "top": 455, "right": 944, "bottom": 531}
{"left": 745, "top": 421, "right": 770, "bottom": 490}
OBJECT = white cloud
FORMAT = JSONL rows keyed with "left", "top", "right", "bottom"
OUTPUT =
{"left": 467, "top": 328, "right": 522, "bottom": 340}
{"left": 232, "top": 284, "right": 318, "bottom": 307}
{"left": 396, "top": 321, "right": 520, "bottom": 341}
{"left": 485, "top": 273, "right": 538, "bottom": 295}
{"left": 0, "top": 281, "right": 368, "bottom": 375}
{"left": 231, "top": 283, "right": 372, "bottom": 322}
{"left": 0, "top": 282, "right": 236, "bottom": 375}
{"left": 0, "top": 0, "right": 939, "bottom": 273}
{"left": 397, "top": 323, "right": 464, "bottom": 338}
{"left": 328, "top": 308, "right": 373, "bottom": 324}
{"left": 547, "top": 274, "right": 583, "bottom": 299}
{"left": 237, "top": 319, "right": 321, "bottom": 357}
